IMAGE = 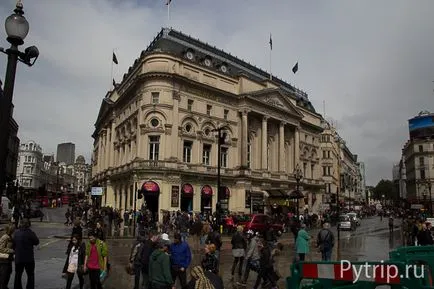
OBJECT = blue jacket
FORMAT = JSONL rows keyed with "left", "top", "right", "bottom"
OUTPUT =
{"left": 170, "top": 241, "right": 191, "bottom": 268}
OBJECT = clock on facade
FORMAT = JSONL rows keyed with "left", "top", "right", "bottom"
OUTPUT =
{"left": 220, "top": 64, "right": 227, "bottom": 73}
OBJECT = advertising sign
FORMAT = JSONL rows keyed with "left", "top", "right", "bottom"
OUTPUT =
{"left": 142, "top": 181, "right": 160, "bottom": 192}
{"left": 91, "top": 187, "right": 103, "bottom": 196}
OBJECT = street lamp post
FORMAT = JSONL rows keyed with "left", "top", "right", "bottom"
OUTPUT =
{"left": 212, "top": 126, "right": 228, "bottom": 227}
{"left": 133, "top": 174, "right": 137, "bottom": 237}
{"left": 0, "top": 1, "right": 39, "bottom": 194}
{"left": 293, "top": 164, "right": 303, "bottom": 218}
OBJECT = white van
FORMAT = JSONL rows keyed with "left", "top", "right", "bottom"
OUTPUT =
{"left": 1, "top": 196, "right": 11, "bottom": 220}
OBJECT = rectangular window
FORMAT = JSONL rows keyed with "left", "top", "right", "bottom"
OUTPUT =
{"left": 311, "top": 164, "right": 314, "bottom": 179}
{"left": 188, "top": 99, "right": 194, "bottom": 111}
{"left": 323, "top": 166, "right": 327, "bottom": 176}
{"left": 207, "top": 105, "right": 212, "bottom": 116}
{"left": 224, "top": 109, "right": 229, "bottom": 120}
{"left": 221, "top": 147, "right": 228, "bottom": 168}
{"left": 419, "top": 145, "right": 423, "bottom": 152}
{"left": 183, "top": 141, "right": 193, "bottom": 163}
{"left": 327, "top": 151, "right": 331, "bottom": 158}
{"left": 151, "top": 92, "right": 159, "bottom": 104}
{"left": 202, "top": 144, "right": 211, "bottom": 165}
{"left": 148, "top": 136, "right": 160, "bottom": 160}
{"left": 303, "top": 162, "right": 307, "bottom": 177}
{"left": 419, "top": 157, "right": 425, "bottom": 166}
{"left": 327, "top": 166, "right": 331, "bottom": 176}
{"left": 421, "top": 169, "right": 426, "bottom": 179}
{"left": 327, "top": 183, "right": 331, "bottom": 193}
{"left": 323, "top": 150, "right": 327, "bottom": 159}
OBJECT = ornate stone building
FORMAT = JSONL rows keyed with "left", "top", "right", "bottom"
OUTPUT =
{"left": 92, "top": 28, "right": 324, "bottom": 218}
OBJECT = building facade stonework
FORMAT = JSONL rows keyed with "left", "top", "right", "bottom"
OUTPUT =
{"left": 92, "top": 28, "right": 325, "bottom": 218}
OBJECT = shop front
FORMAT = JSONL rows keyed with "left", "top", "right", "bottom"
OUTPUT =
{"left": 141, "top": 181, "right": 160, "bottom": 218}
{"left": 201, "top": 185, "right": 213, "bottom": 213}
{"left": 181, "top": 183, "right": 194, "bottom": 212}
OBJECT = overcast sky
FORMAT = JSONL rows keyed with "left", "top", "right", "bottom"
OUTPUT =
{"left": 0, "top": 0, "right": 433, "bottom": 186}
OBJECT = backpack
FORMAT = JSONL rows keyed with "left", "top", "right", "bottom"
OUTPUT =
{"left": 134, "top": 241, "right": 154, "bottom": 271}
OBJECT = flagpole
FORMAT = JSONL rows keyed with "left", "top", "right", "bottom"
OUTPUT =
{"left": 269, "top": 47, "right": 272, "bottom": 80}
{"left": 110, "top": 49, "right": 114, "bottom": 90}
{"left": 167, "top": 2, "right": 170, "bottom": 24}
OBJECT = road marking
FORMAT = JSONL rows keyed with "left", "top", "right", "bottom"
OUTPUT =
{"left": 39, "top": 238, "right": 62, "bottom": 249}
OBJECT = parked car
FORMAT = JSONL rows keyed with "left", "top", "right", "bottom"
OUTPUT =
{"left": 27, "top": 201, "right": 44, "bottom": 221}
{"left": 242, "top": 214, "right": 284, "bottom": 235}
{"left": 338, "top": 214, "right": 356, "bottom": 231}
{"left": 347, "top": 212, "right": 361, "bottom": 226}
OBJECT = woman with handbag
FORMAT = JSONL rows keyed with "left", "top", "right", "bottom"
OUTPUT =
{"left": 62, "top": 234, "right": 85, "bottom": 289}
{"left": 0, "top": 224, "right": 15, "bottom": 289}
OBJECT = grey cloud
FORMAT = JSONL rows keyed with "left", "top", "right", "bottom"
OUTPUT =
{"left": 0, "top": 0, "right": 433, "bottom": 185}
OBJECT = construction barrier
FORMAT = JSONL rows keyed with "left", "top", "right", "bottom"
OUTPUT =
{"left": 286, "top": 259, "right": 432, "bottom": 289}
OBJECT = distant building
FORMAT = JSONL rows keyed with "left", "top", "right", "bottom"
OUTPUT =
{"left": 74, "top": 155, "right": 91, "bottom": 194}
{"left": 402, "top": 111, "right": 433, "bottom": 203}
{"left": 17, "top": 141, "right": 44, "bottom": 190}
{"left": 357, "top": 162, "right": 366, "bottom": 202}
{"left": 56, "top": 142, "right": 75, "bottom": 165}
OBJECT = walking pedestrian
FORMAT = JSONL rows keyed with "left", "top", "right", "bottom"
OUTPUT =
{"left": 13, "top": 219, "right": 39, "bottom": 289}
{"left": 129, "top": 231, "right": 157, "bottom": 289}
{"left": 230, "top": 225, "right": 246, "bottom": 280}
{"left": 295, "top": 224, "right": 310, "bottom": 261}
{"left": 0, "top": 224, "right": 15, "bottom": 289}
{"left": 62, "top": 234, "right": 85, "bottom": 289}
{"left": 170, "top": 233, "right": 192, "bottom": 289}
{"left": 240, "top": 231, "right": 260, "bottom": 286}
{"left": 149, "top": 238, "right": 173, "bottom": 289}
{"left": 316, "top": 222, "right": 334, "bottom": 261}
{"left": 389, "top": 216, "right": 394, "bottom": 234}
{"left": 83, "top": 230, "right": 108, "bottom": 289}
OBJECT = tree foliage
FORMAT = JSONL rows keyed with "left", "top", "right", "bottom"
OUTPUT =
{"left": 372, "top": 179, "right": 398, "bottom": 200}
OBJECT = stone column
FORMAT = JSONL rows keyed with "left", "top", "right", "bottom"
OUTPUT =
{"left": 294, "top": 127, "right": 300, "bottom": 167}
{"left": 103, "top": 130, "right": 108, "bottom": 170}
{"left": 241, "top": 110, "right": 249, "bottom": 168}
{"left": 109, "top": 121, "right": 116, "bottom": 167}
{"left": 136, "top": 115, "right": 142, "bottom": 158}
{"left": 98, "top": 133, "right": 103, "bottom": 173}
{"left": 279, "top": 122, "right": 285, "bottom": 172}
{"left": 171, "top": 92, "right": 180, "bottom": 160}
{"left": 261, "top": 117, "right": 268, "bottom": 170}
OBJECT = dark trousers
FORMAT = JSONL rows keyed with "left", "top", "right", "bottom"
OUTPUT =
{"left": 321, "top": 250, "right": 332, "bottom": 261}
{"left": 14, "top": 262, "right": 35, "bottom": 289}
{"left": 88, "top": 269, "right": 102, "bottom": 289}
{"left": 134, "top": 267, "right": 149, "bottom": 289}
{"left": 0, "top": 262, "right": 12, "bottom": 289}
{"left": 298, "top": 253, "right": 305, "bottom": 261}
{"left": 171, "top": 267, "right": 187, "bottom": 289}
{"left": 66, "top": 272, "right": 84, "bottom": 289}
{"left": 253, "top": 268, "right": 276, "bottom": 289}
{"left": 231, "top": 257, "right": 244, "bottom": 276}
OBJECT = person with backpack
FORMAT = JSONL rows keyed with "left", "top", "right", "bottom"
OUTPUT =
{"left": 129, "top": 231, "right": 157, "bottom": 289}
{"left": 206, "top": 226, "right": 222, "bottom": 260}
{"left": 316, "top": 222, "right": 334, "bottom": 261}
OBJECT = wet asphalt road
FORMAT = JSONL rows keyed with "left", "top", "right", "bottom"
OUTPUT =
{"left": 8, "top": 208, "right": 403, "bottom": 289}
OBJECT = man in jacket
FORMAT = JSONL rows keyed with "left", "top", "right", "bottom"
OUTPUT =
{"left": 84, "top": 230, "right": 108, "bottom": 289}
{"left": 130, "top": 231, "right": 157, "bottom": 289}
{"left": 317, "top": 222, "right": 334, "bottom": 261}
{"left": 149, "top": 238, "right": 173, "bottom": 289}
{"left": 170, "top": 233, "right": 191, "bottom": 289}
{"left": 13, "top": 219, "right": 39, "bottom": 289}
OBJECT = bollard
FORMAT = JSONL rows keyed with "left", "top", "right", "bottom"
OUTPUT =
{"left": 220, "top": 225, "right": 223, "bottom": 234}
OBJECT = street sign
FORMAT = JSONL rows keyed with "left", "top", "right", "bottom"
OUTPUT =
{"left": 91, "top": 187, "right": 103, "bottom": 196}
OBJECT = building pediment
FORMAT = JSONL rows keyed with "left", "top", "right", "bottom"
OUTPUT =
{"left": 246, "top": 89, "right": 303, "bottom": 119}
